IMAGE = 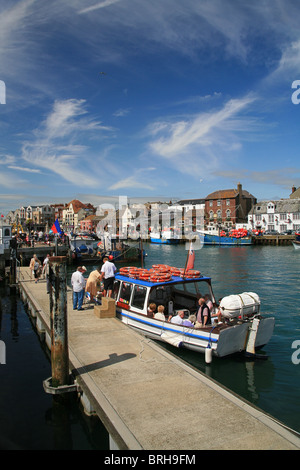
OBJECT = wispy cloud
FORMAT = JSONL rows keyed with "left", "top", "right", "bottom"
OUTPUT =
{"left": 78, "top": 0, "right": 122, "bottom": 15}
{"left": 147, "top": 95, "right": 257, "bottom": 178}
{"left": 21, "top": 98, "right": 114, "bottom": 186}
{"left": 109, "top": 167, "right": 156, "bottom": 191}
{"left": 8, "top": 165, "right": 41, "bottom": 173}
{"left": 113, "top": 108, "right": 131, "bottom": 117}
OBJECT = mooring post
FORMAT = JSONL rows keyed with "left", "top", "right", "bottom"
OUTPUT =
{"left": 49, "top": 256, "right": 69, "bottom": 388}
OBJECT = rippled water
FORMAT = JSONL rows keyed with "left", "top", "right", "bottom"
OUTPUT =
{"left": 0, "top": 242, "right": 299, "bottom": 449}
{"left": 141, "top": 242, "right": 300, "bottom": 434}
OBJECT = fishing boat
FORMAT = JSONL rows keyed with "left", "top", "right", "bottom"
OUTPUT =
{"left": 113, "top": 265, "right": 275, "bottom": 361}
{"left": 150, "top": 229, "right": 180, "bottom": 245}
{"left": 69, "top": 234, "right": 98, "bottom": 258}
{"left": 96, "top": 232, "right": 145, "bottom": 263}
{"left": 197, "top": 226, "right": 253, "bottom": 246}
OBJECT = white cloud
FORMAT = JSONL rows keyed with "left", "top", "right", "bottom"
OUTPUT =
{"left": 109, "top": 167, "right": 156, "bottom": 190}
{"left": 113, "top": 108, "right": 131, "bottom": 117}
{"left": 150, "top": 96, "right": 254, "bottom": 162}
{"left": 78, "top": 0, "right": 122, "bottom": 15}
{"left": 8, "top": 165, "right": 41, "bottom": 173}
{"left": 21, "top": 98, "right": 114, "bottom": 186}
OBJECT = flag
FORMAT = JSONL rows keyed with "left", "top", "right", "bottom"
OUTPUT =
{"left": 51, "top": 219, "right": 63, "bottom": 236}
{"left": 186, "top": 242, "right": 195, "bottom": 271}
{"left": 183, "top": 241, "right": 195, "bottom": 277}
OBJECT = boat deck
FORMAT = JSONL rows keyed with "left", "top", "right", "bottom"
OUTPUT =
{"left": 17, "top": 266, "right": 300, "bottom": 450}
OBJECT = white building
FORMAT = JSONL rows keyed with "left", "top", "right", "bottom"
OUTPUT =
{"left": 248, "top": 199, "right": 300, "bottom": 233}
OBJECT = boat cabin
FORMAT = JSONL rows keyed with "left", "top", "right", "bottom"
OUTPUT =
{"left": 114, "top": 273, "right": 215, "bottom": 320}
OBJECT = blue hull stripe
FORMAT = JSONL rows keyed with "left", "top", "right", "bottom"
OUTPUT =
{"left": 118, "top": 310, "right": 218, "bottom": 343}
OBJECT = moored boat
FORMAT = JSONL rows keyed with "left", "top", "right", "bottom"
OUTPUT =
{"left": 112, "top": 264, "right": 274, "bottom": 361}
{"left": 197, "top": 227, "right": 253, "bottom": 246}
{"left": 150, "top": 229, "right": 180, "bottom": 245}
{"left": 292, "top": 240, "right": 300, "bottom": 250}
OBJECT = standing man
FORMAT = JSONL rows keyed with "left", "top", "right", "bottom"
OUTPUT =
{"left": 197, "top": 297, "right": 211, "bottom": 326}
{"left": 71, "top": 266, "right": 87, "bottom": 310}
{"left": 100, "top": 256, "right": 117, "bottom": 297}
{"left": 42, "top": 253, "right": 50, "bottom": 293}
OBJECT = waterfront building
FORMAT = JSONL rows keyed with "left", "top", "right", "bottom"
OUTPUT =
{"left": 205, "top": 183, "right": 256, "bottom": 228}
{"left": 248, "top": 197, "right": 300, "bottom": 233}
{"left": 62, "top": 199, "right": 96, "bottom": 231}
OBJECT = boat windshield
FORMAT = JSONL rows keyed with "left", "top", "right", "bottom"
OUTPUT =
{"left": 148, "top": 279, "right": 214, "bottom": 316}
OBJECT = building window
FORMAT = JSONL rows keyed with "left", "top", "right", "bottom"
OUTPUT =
{"left": 217, "top": 200, "right": 221, "bottom": 206}
{"left": 226, "top": 209, "right": 231, "bottom": 219}
{"left": 226, "top": 199, "right": 230, "bottom": 206}
{"left": 268, "top": 214, "right": 274, "bottom": 223}
{"left": 209, "top": 200, "right": 213, "bottom": 207}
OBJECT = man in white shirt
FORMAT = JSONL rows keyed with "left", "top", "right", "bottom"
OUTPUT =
{"left": 100, "top": 256, "right": 117, "bottom": 298}
{"left": 169, "top": 310, "right": 185, "bottom": 325}
{"left": 71, "top": 266, "right": 87, "bottom": 310}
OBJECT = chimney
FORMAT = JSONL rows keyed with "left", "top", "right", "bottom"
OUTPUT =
{"left": 237, "top": 182, "right": 242, "bottom": 196}
{"left": 292, "top": 185, "right": 296, "bottom": 193}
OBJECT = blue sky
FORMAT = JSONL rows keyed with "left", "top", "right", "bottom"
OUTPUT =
{"left": 1, "top": 0, "right": 300, "bottom": 214}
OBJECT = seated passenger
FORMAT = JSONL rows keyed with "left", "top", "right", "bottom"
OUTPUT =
{"left": 154, "top": 305, "right": 166, "bottom": 321}
{"left": 182, "top": 314, "right": 196, "bottom": 328}
{"left": 169, "top": 310, "right": 185, "bottom": 325}
{"left": 147, "top": 302, "right": 156, "bottom": 318}
{"left": 211, "top": 298, "right": 223, "bottom": 323}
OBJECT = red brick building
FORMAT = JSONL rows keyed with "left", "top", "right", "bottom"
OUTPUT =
{"left": 205, "top": 183, "right": 256, "bottom": 227}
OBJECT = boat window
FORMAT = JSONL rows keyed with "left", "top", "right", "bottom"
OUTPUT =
{"left": 184, "top": 282, "right": 197, "bottom": 294}
{"left": 172, "top": 283, "right": 185, "bottom": 293}
{"left": 131, "top": 285, "right": 147, "bottom": 310}
{"left": 113, "top": 280, "right": 121, "bottom": 300}
{"left": 119, "top": 282, "right": 133, "bottom": 305}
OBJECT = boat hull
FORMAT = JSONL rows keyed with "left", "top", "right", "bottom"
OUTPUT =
{"left": 150, "top": 238, "right": 179, "bottom": 245}
{"left": 116, "top": 308, "right": 274, "bottom": 358}
{"left": 198, "top": 232, "right": 253, "bottom": 246}
{"left": 292, "top": 241, "right": 300, "bottom": 250}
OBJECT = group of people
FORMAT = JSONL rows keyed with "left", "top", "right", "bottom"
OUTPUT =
{"left": 71, "top": 256, "right": 117, "bottom": 311}
{"left": 147, "top": 303, "right": 166, "bottom": 321}
{"left": 29, "top": 253, "right": 117, "bottom": 312}
{"left": 147, "top": 294, "right": 223, "bottom": 328}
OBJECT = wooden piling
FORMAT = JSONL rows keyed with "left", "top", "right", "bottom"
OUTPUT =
{"left": 49, "top": 256, "right": 69, "bottom": 388}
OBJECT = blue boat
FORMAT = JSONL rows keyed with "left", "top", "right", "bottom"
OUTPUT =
{"left": 197, "top": 229, "right": 253, "bottom": 246}
{"left": 150, "top": 230, "right": 180, "bottom": 245}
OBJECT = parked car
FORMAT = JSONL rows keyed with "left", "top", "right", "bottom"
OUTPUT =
{"left": 264, "top": 230, "right": 279, "bottom": 235}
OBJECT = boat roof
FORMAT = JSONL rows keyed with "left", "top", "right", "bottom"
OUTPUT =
{"left": 115, "top": 273, "right": 211, "bottom": 288}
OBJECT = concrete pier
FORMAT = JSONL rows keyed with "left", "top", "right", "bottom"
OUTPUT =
{"left": 17, "top": 267, "right": 300, "bottom": 450}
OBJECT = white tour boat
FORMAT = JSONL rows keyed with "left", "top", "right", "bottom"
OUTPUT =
{"left": 113, "top": 265, "right": 275, "bottom": 362}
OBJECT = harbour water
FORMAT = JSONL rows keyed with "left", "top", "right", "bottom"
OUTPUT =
{"left": 0, "top": 242, "right": 299, "bottom": 448}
